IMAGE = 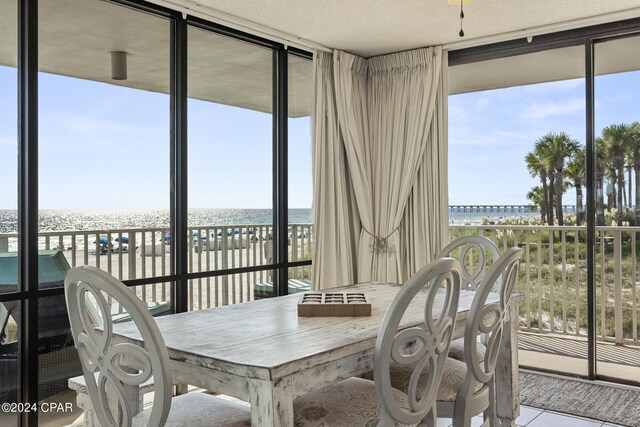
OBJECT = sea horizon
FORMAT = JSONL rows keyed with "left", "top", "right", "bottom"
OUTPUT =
{"left": 0, "top": 206, "right": 549, "bottom": 235}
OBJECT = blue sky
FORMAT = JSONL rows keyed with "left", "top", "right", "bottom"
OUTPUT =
{"left": 449, "top": 70, "right": 640, "bottom": 205}
{"left": 0, "top": 67, "right": 312, "bottom": 210}
{"left": 1, "top": 66, "right": 638, "bottom": 209}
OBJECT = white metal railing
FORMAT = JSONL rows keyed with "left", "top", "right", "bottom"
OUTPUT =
{"left": 0, "top": 223, "right": 313, "bottom": 311}
{"left": 450, "top": 224, "right": 640, "bottom": 346}
{"left": 3, "top": 222, "right": 639, "bottom": 345}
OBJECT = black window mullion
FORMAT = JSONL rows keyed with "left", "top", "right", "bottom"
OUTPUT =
{"left": 585, "top": 38, "right": 597, "bottom": 380}
{"left": 273, "top": 47, "right": 288, "bottom": 296}
{"left": 18, "top": 0, "right": 39, "bottom": 424}
{"left": 171, "top": 16, "right": 189, "bottom": 314}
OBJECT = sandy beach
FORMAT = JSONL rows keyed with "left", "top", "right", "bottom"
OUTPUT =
{"left": 58, "top": 238, "right": 311, "bottom": 310}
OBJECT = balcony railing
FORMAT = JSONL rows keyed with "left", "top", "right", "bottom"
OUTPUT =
{"left": 2, "top": 223, "right": 639, "bottom": 346}
{"left": 0, "top": 224, "right": 313, "bottom": 311}
{"left": 450, "top": 224, "right": 640, "bottom": 346}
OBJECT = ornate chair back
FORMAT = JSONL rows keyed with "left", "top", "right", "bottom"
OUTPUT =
{"left": 64, "top": 266, "right": 171, "bottom": 427}
{"left": 374, "top": 257, "right": 461, "bottom": 425}
{"left": 462, "top": 247, "right": 522, "bottom": 397}
{"left": 438, "top": 235, "right": 500, "bottom": 291}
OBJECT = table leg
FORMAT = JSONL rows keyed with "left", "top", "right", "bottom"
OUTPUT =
{"left": 495, "top": 302, "right": 520, "bottom": 427}
{"left": 249, "top": 377, "right": 293, "bottom": 427}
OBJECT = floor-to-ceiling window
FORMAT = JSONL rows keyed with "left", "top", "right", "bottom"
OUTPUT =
{"left": 4, "top": 0, "right": 313, "bottom": 424}
{"left": 449, "top": 22, "right": 640, "bottom": 384}
{"left": 594, "top": 34, "right": 640, "bottom": 382}
{"left": 449, "top": 45, "right": 589, "bottom": 377}
{"left": 0, "top": 1, "right": 18, "bottom": 425}
{"left": 37, "top": 1, "right": 171, "bottom": 417}
{"left": 187, "top": 25, "right": 274, "bottom": 306}
{"left": 287, "top": 52, "right": 313, "bottom": 284}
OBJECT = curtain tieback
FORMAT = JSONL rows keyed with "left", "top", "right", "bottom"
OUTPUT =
{"left": 363, "top": 227, "right": 399, "bottom": 256}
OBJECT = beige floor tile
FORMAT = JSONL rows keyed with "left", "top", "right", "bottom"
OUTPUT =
{"left": 517, "top": 405, "right": 544, "bottom": 426}
{"left": 527, "top": 412, "right": 603, "bottom": 427}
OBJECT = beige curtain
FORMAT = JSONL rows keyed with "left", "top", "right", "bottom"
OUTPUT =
{"left": 400, "top": 53, "right": 449, "bottom": 280}
{"left": 362, "top": 47, "right": 443, "bottom": 283}
{"left": 310, "top": 51, "right": 358, "bottom": 289}
{"left": 312, "top": 47, "right": 448, "bottom": 288}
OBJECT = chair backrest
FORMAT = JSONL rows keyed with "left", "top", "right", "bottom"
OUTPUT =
{"left": 438, "top": 235, "right": 500, "bottom": 291}
{"left": 374, "top": 257, "right": 461, "bottom": 425}
{"left": 462, "top": 247, "right": 522, "bottom": 395}
{"left": 64, "top": 266, "right": 171, "bottom": 427}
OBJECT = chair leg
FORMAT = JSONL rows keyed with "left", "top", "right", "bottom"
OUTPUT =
{"left": 453, "top": 406, "right": 473, "bottom": 427}
{"left": 421, "top": 407, "right": 437, "bottom": 427}
{"left": 486, "top": 379, "right": 498, "bottom": 427}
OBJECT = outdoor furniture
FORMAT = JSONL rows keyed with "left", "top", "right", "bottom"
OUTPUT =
{"left": 111, "top": 281, "right": 522, "bottom": 427}
{"left": 292, "top": 257, "right": 461, "bottom": 426}
{"left": 384, "top": 248, "right": 523, "bottom": 426}
{"left": 0, "top": 250, "right": 82, "bottom": 403}
{"left": 64, "top": 265, "right": 251, "bottom": 427}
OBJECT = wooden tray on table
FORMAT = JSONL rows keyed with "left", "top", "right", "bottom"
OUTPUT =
{"left": 297, "top": 292, "right": 371, "bottom": 317}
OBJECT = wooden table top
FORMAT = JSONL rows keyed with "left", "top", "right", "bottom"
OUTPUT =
{"left": 114, "top": 282, "right": 498, "bottom": 381}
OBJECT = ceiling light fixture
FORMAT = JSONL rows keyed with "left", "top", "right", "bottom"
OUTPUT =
{"left": 448, "top": 0, "right": 473, "bottom": 38}
{"left": 111, "top": 51, "right": 128, "bottom": 81}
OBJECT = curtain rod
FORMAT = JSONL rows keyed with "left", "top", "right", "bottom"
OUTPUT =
{"left": 145, "top": 0, "right": 331, "bottom": 53}
{"left": 443, "top": 6, "right": 640, "bottom": 51}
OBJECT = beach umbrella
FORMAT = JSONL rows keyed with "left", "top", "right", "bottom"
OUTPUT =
{"left": 114, "top": 236, "right": 129, "bottom": 244}
{"left": 93, "top": 236, "right": 109, "bottom": 245}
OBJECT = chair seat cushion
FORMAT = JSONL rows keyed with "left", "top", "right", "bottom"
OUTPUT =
{"left": 447, "top": 336, "right": 486, "bottom": 363}
{"left": 293, "top": 377, "right": 414, "bottom": 427}
{"left": 68, "top": 374, "right": 155, "bottom": 394}
{"left": 132, "top": 392, "right": 251, "bottom": 427}
{"left": 361, "top": 357, "right": 482, "bottom": 402}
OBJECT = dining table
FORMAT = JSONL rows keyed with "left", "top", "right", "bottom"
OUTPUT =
{"left": 114, "top": 282, "right": 522, "bottom": 427}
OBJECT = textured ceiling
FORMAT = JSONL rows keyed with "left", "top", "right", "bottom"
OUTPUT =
{"left": 190, "top": 0, "right": 640, "bottom": 57}
{"left": 2, "top": 0, "right": 640, "bottom": 115}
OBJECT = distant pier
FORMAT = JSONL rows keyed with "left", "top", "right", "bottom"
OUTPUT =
{"left": 448, "top": 205, "right": 577, "bottom": 214}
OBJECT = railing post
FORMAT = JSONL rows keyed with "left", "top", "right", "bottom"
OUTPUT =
{"left": 129, "top": 233, "right": 137, "bottom": 280}
{"left": 221, "top": 227, "right": 229, "bottom": 305}
{"left": 614, "top": 230, "right": 623, "bottom": 345}
{"left": 0, "top": 237, "right": 8, "bottom": 253}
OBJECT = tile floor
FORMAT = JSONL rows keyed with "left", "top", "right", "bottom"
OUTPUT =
{"left": 436, "top": 405, "right": 627, "bottom": 427}
{"left": 62, "top": 391, "right": 630, "bottom": 427}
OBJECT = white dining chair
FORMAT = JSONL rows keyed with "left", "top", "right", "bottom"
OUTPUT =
{"left": 64, "top": 265, "right": 251, "bottom": 427}
{"left": 384, "top": 247, "right": 522, "bottom": 427}
{"left": 438, "top": 235, "right": 500, "bottom": 291}
{"left": 292, "top": 257, "right": 462, "bottom": 427}
{"left": 437, "top": 235, "right": 500, "bottom": 363}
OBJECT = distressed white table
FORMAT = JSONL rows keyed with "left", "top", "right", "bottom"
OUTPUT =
{"left": 115, "top": 282, "right": 521, "bottom": 427}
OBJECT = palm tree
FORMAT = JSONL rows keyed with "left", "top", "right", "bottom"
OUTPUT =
{"left": 526, "top": 186, "right": 546, "bottom": 223}
{"left": 565, "top": 147, "right": 586, "bottom": 225}
{"left": 629, "top": 122, "right": 640, "bottom": 225}
{"left": 537, "top": 132, "right": 580, "bottom": 226}
{"left": 532, "top": 135, "right": 559, "bottom": 225}
{"left": 595, "top": 137, "right": 606, "bottom": 226}
{"left": 602, "top": 124, "right": 629, "bottom": 225}
{"left": 525, "top": 150, "right": 551, "bottom": 225}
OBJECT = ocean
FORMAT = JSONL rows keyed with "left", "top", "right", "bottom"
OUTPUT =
{"left": 0, "top": 207, "right": 541, "bottom": 234}
{"left": 0, "top": 209, "right": 314, "bottom": 234}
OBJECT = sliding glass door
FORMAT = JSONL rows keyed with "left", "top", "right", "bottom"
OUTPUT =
{"left": 449, "top": 24, "right": 640, "bottom": 384}
{"left": 594, "top": 34, "right": 640, "bottom": 383}
{"left": 449, "top": 44, "right": 589, "bottom": 377}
